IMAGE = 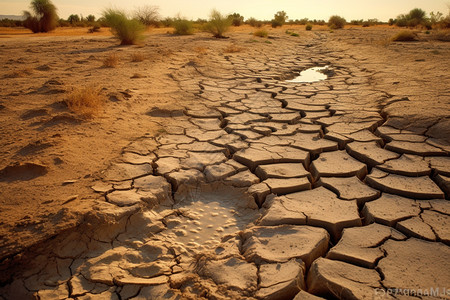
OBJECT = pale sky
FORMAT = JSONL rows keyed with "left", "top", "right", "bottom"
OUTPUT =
{"left": 1, "top": 0, "right": 449, "bottom": 21}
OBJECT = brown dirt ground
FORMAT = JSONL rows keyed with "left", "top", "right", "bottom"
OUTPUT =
{"left": 0, "top": 25, "right": 449, "bottom": 260}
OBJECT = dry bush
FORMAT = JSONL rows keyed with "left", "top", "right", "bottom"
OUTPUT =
{"left": 223, "top": 44, "right": 244, "bottom": 53}
{"left": 103, "top": 9, "right": 145, "bottom": 45}
{"left": 431, "top": 30, "right": 450, "bottom": 42}
{"left": 172, "top": 17, "right": 194, "bottom": 35}
{"left": 328, "top": 15, "right": 346, "bottom": 29}
{"left": 204, "top": 9, "right": 231, "bottom": 38}
{"left": 253, "top": 29, "right": 268, "bottom": 37}
{"left": 391, "top": 30, "right": 418, "bottom": 41}
{"left": 65, "top": 86, "right": 105, "bottom": 118}
{"left": 131, "top": 52, "right": 145, "bottom": 62}
{"left": 103, "top": 53, "right": 120, "bottom": 67}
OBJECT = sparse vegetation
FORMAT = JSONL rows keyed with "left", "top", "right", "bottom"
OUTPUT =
{"left": 247, "top": 17, "right": 262, "bottom": 28}
{"left": 204, "top": 9, "right": 232, "bottom": 38}
{"left": 23, "top": 0, "right": 59, "bottom": 33}
{"left": 134, "top": 5, "right": 160, "bottom": 27}
{"left": 305, "top": 24, "right": 312, "bottom": 31}
{"left": 102, "top": 9, "right": 145, "bottom": 45}
{"left": 253, "top": 29, "right": 268, "bottom": 37}
{"left": 328, "top": 15, "right": 346, "bottom": 29}
{"left": 131, "top": 52, "right": 145, "bottom": 62}
{"left": 272, "top": 11, "right": 288, "bottom": 28}
{"left": 103, "top": 53, "right": 120, "bottom": 67}
{"left": 391, "top": 30, "right": 418, "bottom": 42}
{"left": 172, "top": 17, "right": 194, "bottom": 35}
{"left": 65, "top": 86, "right": 105, "bottom": 118}
{"left": 228, "top": 13, "right": 244, "bottom": 26}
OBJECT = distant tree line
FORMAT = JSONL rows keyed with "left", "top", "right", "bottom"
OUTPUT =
{"left": 2, "top": 0, "right": 450, "bottom": 32}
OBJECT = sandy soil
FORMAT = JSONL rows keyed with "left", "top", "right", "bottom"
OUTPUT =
{"left": 0, "top": 25, "right": 449, "bottom": 299}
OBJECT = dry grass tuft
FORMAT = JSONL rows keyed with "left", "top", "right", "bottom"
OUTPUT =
{"left": 253, "top": 29, "right": 268, "bottom": 38}
{"left": 103, "top": 53, "right": 120, "bottom": 67}
{"left": 65, "top": 86, "right": 105, "bottom": 118}
{"left": 391, "top": 31, "right": 418, "bottom": 42}
{"left": 431, "top": 30, "right": 450, "bottom": 42}
{"left": 194, "top": 47, "right": 208, "bottom": 55}
{"left": 223, "top": 44, "right": 244, "bottom": 53}
{"left": 131, "top": 52, "right": 145, "bottom": 62}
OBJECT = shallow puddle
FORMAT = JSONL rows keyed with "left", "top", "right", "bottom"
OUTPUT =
{"left": 286, "top": 66, "right": 329, "bottom": 83}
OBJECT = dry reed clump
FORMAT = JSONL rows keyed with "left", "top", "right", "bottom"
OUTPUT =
{"left": 131, "top": 52, "right": 145, "bottom": 62}
{"left": 391, "top": 31, "right": 418, "bottom": 42}
{"left": 223, "top": 44, "right": 244, "bottom": 53}
{"left": 103, "top": 54, "right": 120, "bottom": 67}
{"left": 253, "top": 29, "right": 268, "bottom": 38}
{"left": 65, "top": 86, "right": 105, "bottom": 118}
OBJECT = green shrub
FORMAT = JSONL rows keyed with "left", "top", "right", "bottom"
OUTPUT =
{"left": 204, "top": 9, "right": 231, "bottom": 38}
{"left": 172, "top": 17, "right": 194, "bottom": 35}
{"left": 228, "top": 13, "right": 244, "bottom": 26}
{"left": 391, "top": 30, "right": 418, "bottom": 41}
{"left": 305, "top": 24, "right": 312, "bottom": 31}
{"left": 328, "top": 15, "right": 346, "bottom": 29}
{"left": 290, "top": 32, "right": 299, "bottom": 36}
{"left": 23, "top": 0, "right": 58, "bottom": 33}
{"left": 247, "top": 17, "right": 262, "bottom": 28}
{"left": 102, "top": 9, "right": 145, "bottom": 45}
{"left": 271, "top": 11, "right": 287, "bottom": 28}
{"left": 253, "top": 29, "right": 268, "bottom": 37}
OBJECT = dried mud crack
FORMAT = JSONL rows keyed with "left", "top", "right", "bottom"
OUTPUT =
{"left": 1, "top": 29, "right": 449, "bottom": 300}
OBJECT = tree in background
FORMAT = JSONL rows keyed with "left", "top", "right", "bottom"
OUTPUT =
{"left": 228, "top": 13, "right": 244, "bottom": 26}
{"left": 272, "top": 11, "right": 288, "bottom": 27}
{"left": 134, "top": 5, "right": 160, "bottom": 27}
{"left": 328, "top": 15, "right": 346, "bottom": 29}
{"left": 67, "top": 14, "right": 80, "bottom": 25}
{"left": 23, "top": 0, "right": 58, "bottom": 33}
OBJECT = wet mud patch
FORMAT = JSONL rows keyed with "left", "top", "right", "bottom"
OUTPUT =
{"left": 0, "top": 163, "right": 48, "bottom": 182}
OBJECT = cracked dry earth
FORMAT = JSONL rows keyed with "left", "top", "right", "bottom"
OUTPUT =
{"left": 1, "top": 29, "right": 450, "bottom": 300}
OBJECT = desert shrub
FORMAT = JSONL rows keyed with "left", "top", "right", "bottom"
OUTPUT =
{"left": 88, "top": 25, "right": 100, "bottom": 33}
{"left": 254, "top": 29, "right": 268, "bottom": 37}
{"left": 290, "top": 32, "right": 299, "bottom": 37}
{"left": 391, "top": 30, "right": 418, "bottom": 41}
{"left": 102, "top": 9, "right": 145, "bottom": 45}
{"left": 23, "top": 0, "right": 58, "bottom": 33}
{"left": 131, "top": 52, "right": 145, "bottom": 62}
{"left": 65, "top": 86, "right": 105, "bottom": 118}
{"left": 204, "top": 9, "right": 231, "bottom": 38}
{"left": 305, "top": 24, "right": 312, "bottom": 31}
{"left": 247, "top": 17, "right": 262, "bottom": 27}
{"left": 103, "top": 53, "right": 120, "bottom": 67}
{"left": 172, "top": 17, "right": 194, "bottom": 35}
{"left": 271, "top": 11, "right": 288, "bottom": 28}
{"left": 394, "top": 8, "right": 431, "bottom": 28}
{"left": 134, "top": 5, "right": 160, "bottom": 27}
{"left": 229, "top": 13, "right": 244, "bottom": 26}
{"left": 328, "top": 15, "right": 346, "bottom": 29}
